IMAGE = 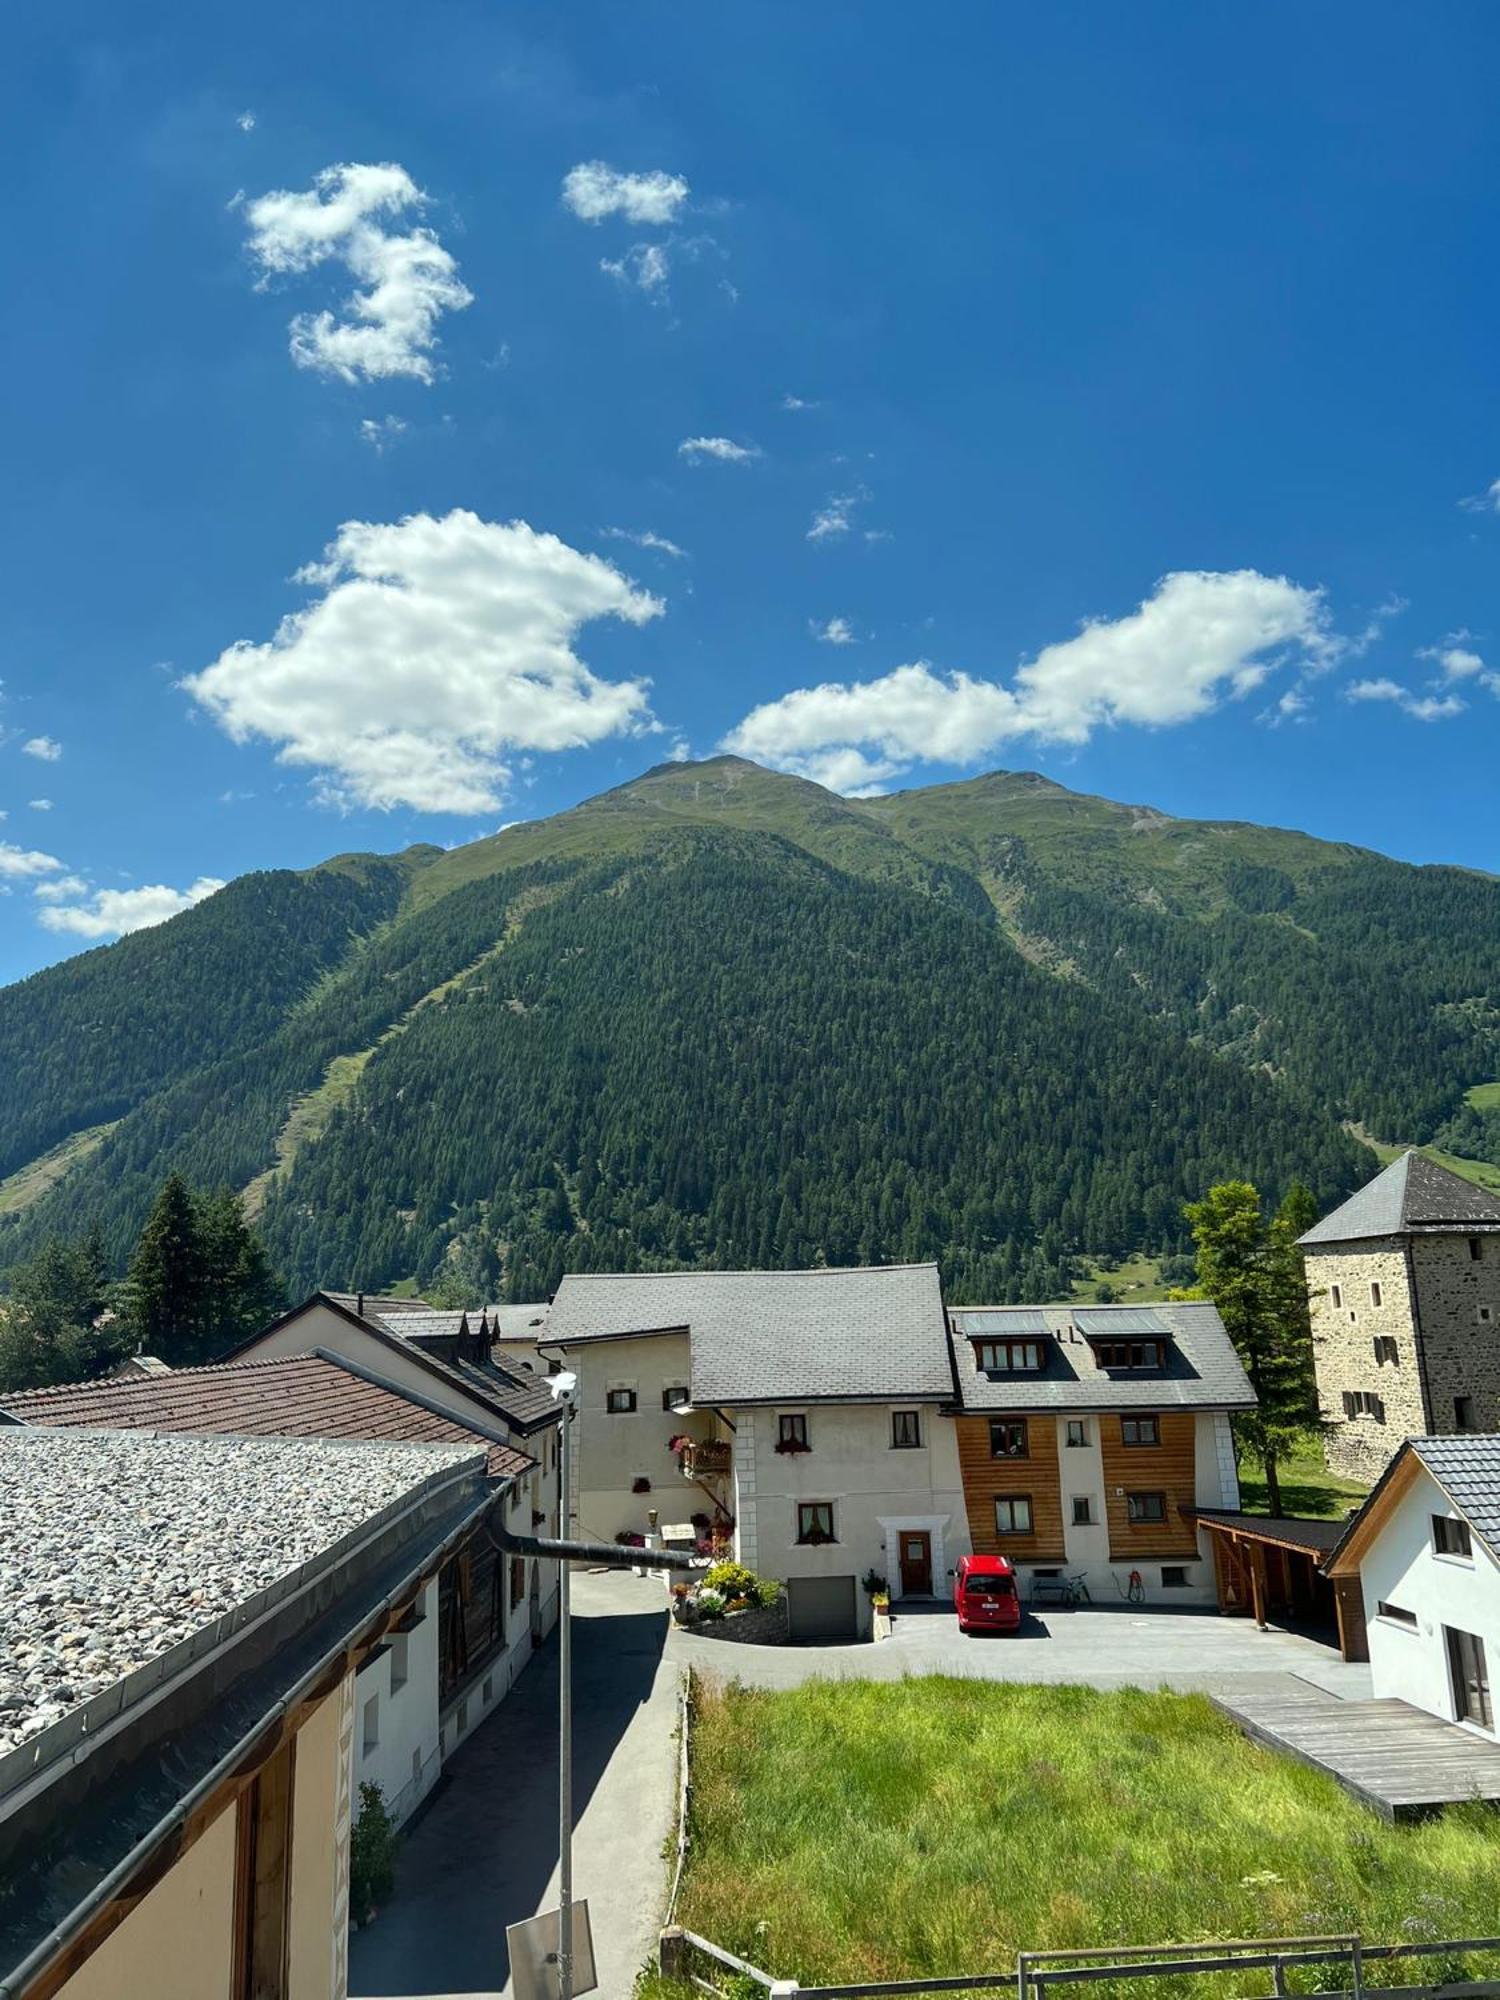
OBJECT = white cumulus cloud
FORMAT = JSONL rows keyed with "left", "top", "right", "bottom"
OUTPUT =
{"left": 601, "top": 242, "right": 671, "bottom": 294}
{"left": 807, "top": 491, "right": 864, "bottom": 541}
{"left": 561, "top": 162, "right": 689, "bottom": 226}
{"left": 725, "top": 570, "right": 1335, "bottom": 792}
{"left": 678, "top": 435, "right": 760, "bottom": 464}
{"left": 0, "top": 842, "right": 64, "bottom": 881}
{"left": 37, "top": 877, "right": 225, "bottom": 939}
{"left": 23, "top": 736, "right": 62, "bottom": 761}
{"left": 813, "top": 617, "right": 857, "bottom": 646}
{"left": 33, "top": 873, "right": 90, "bottom": 900}
{"left": 182, "top": 509, "right": 662, "bottom": 815}
{"left": 1347, "top": 678, "right": 1466, "bottom": 721}
{"left": 244, "top": 162, "right": 472, "bottom": 384}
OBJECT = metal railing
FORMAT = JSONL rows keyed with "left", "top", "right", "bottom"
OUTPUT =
{"left": 660, "top": 1929, "right": 1500, "bottom": 2000}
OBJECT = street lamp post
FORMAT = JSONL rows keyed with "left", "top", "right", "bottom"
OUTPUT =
{"left": 551, "top": 1370, "right": 578, "bottom": 2000}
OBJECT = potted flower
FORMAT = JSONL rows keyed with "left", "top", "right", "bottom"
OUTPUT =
{"left": 632, "top": 1476, "right": 652, "bottom": 1494}
{"left": 773, "top": 1436, "right": 810, "bottom": 1456}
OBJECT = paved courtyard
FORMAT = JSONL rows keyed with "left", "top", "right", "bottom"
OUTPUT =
{"left": 349, "top": 1568, "right": 678, "bottom": 2000}
{"left": 671, "top": 1592, "right": 1373, "bottom": 1700}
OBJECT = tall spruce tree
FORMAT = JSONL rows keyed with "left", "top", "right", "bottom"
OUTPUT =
{"left": 126, "top": 1171, "right": 209, "bottom": 1363}
{"left": 0, "top": 1234, "right": 127, "bottom": 1391}
{"left": 1185, "top": 1179, "right": 1320, "bottom": 1514}
{"left": 198, "top": 1186, "right": 285, "bottom": 1345}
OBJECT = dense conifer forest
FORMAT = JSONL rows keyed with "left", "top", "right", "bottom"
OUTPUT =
{"left": 2, "top": 757, "right": 1497, "bottom": 1304}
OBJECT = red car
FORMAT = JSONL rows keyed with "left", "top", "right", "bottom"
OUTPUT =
{"left": 954, "top": 1554, "right": 1021, "bottom": 1635}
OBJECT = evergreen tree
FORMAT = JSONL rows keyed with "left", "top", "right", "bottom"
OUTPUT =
{"left": 1185, "top": 1180, "right": 1320, "bottom": 1513}
{"left": 198, "top": 1186, "right": 285, "bottom": 1346}
{"left": 126, "top": 1172, "right": 209, "bottom": 1363}
{"left": 0, "top": 1235, "right": 127, "bottom": 1391}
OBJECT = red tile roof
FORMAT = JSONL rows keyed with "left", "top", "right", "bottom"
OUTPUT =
{"left": 0, "top": 1353, "right": 534, "bottom": 1484}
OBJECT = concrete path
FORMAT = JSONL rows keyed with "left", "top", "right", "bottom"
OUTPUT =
{"left": 671, "top": 1597, "right": 1374, "bottom": 1700}
{"left": 350, "top": 1569, "right": 679, "bottom": 2000}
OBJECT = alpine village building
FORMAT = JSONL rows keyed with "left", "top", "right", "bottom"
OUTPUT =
{"left": 1300, "top": 1151, "right": 1500, "bottom": 1483}
{"left": 546, "top": 1266, "right": 1252, "bottom": 1636}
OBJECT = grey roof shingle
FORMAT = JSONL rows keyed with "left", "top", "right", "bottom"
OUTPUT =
{"left": 946, "top": 1300, "right": 1255, "bottom": 1411}
{"left": 1412, "top": 1435, "right": 1500, "bottom": 1565}
{"left": 549, "top": 1264, "right": 951, "bottom": 1403}
{"left": 1298, "top": 1151, "right": 1500, "bottom": 1246}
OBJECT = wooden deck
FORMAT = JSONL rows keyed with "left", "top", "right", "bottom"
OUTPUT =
{"left": 1213, "top": 1688, "right": 1500, "bottom": 1820}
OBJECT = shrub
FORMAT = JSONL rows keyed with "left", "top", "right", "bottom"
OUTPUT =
{"left": 704, "top": 1560, "right": 759, "bottom": 1600}
{"left": 695, "top": 1587, "right": 726, "bottom": 1621}
{"left": 753, "top": 1576, "right": 783, "bottom": 1608}
{"left": 861, "top": 1568, "right": 889, "bottom": 1597}
{"left": 350, "top": 1781, "right": 398, "bottom": 1916}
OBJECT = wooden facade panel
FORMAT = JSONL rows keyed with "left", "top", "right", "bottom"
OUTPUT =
{"left": 1099, "top": 1410, "right": 1200, "bottom": 1558}
{"left": 955, "top": 1414, "right": 1066, "bottom": 1561}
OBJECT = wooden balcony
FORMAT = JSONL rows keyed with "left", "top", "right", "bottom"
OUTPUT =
{"left": 682, "top": 1439, "right": 732, "bottom": 1479}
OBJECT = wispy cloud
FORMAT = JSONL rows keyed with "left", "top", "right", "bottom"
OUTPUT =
{"left": 812, "top": 617, "right": 858, "bottom": 646}
{"left": 28, "top": 798, "right": 53, "bottom": 811}
{"left": 807, "top": 489, "right": 866, "bottom": 541}
{"left": 244, "top": 162, "right": 472, "bottom": 384}
{"left": 22, "top": 736, "right": 62, "bottom": 762}
{"left": 601, "top": 527, "right": 688, "bottom": 560}
{"left": 358, "top": 414, "right": 408, "bottom": 453}
{"left": 561, "top": 162, "right": 689, "bottom": 226}
{"left": 1346, "top": 678, "right": 1466, "bottom": 721}
{"left": 236, "top": 110, "right": 257, "bottom": 133}
{"left": 600, "top": 242, "right": 670, "bottom": 295}
{"left": 781, "top": 394, "right": 819, "bottom": 412}
{"left": 1459, "top": 478, "right": 1500, "bottom": 515}
{"left": 0, "top": 842, "right": 64, "bottom": 881}
{"left": 678, "top": 435, "right": 760, "bottom": 464}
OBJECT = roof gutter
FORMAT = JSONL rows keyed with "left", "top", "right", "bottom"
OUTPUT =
{"left": 0, "top": 1478, "right": 496, "bottom": 2000}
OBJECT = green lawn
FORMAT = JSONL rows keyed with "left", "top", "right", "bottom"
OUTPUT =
{"left": 1237, "top": 1432, "right": 1369, "bottom": 1520}
{"left": 1067, "top": 1252, "right": 1169, "bottom": 1303}
{"left": 652, "top": 1679, "right": 1500, "bottom": 1996}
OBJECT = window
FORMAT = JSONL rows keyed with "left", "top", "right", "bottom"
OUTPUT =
{"left": 1330, "top": 1284, "right": 1343, "bottom": 1309}
{"left": 389, "top": 1634, "right": 409, "bottom": 1693}
{"left": 1370, "top": 1281, "right": 1383, "bottom": 1308}
{"left": 362, "top": 1694, "right": 380, "bottom": 1755}
{"left": 1092, "top": 1339, "right": 1163, "bottom": 1370}
{"left": 989, "top": 1418, "right": 1029, "bottom": 1459}
{"left": 994, "top": 1495, "right": 1034, "bottom": 1535}
{"left": 1121, "top": 1415, "right": 1160, "bottom": 1447}
{"left": 1065, "top": 1419, "right": 1088, "bottom": 1448}
{"left": 1127, "top": 1491, "right": 1168, "bottom": 1524}
{"left": 1434, "top": 1515, "right": 1473, "bottom": 1559}
{"left": 1377, "top": 1600, "right": 1417, "bottom": 1629}
{"left": 1161, "top": 1566, "right": 1190, "bottom": 1588}
{"left": 796, "top": 1501, "right": 836, "bottom": 1545}
{"left": 510, "top": 1555, "right": 526, "bottom": 1609}
{"left": 1072, "top": 1496, "right": 1093, "bottom": 1525}
{"left": 1470, "top": 1237, "right": 1484, "bottom": 1262}
{"left": 777, "top": 1412, "right": 810, "bottom": 1451}
{"left": 606, "top": 1388, "right": 637, "bottom": 1414}
{"left": 1456, "top": 1395, "right": 1477, "bottom": 1431}
{"left": 662, "top": 1385, "right": 689, "bottom": 1411}
{"left": 891, "top": 1409, "right": 922, "bottom": 1449}
{"left": 975, "top": 1339, "right": 1045, "bottom": 1372}
{"left": 1479, "top": 1307, "right": 1494, "bottom": 1326}
{"left": 1373, "top": 1336, "right": 1399, "bottom": 1366}
{"left": 1342, "top": 1390, "right": 1385, "bottom": 1422}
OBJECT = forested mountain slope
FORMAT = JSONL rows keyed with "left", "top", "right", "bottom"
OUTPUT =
{"left": 2, "top": 757, "right": 1497, "bottom": 1302}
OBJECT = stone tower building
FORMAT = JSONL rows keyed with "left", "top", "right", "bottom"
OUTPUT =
{"left": 1300, "top": 1152, "right": 1500, "bottom": 1483}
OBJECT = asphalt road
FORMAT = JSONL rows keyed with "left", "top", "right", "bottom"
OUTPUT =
{"left": 349, "top": 1568, "right": 680, "bottom": 2000}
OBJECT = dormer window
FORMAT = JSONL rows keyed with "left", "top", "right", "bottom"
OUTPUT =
{"left": 975, "top": 1339, "right": 1045, "bottom": 1373}
{"left": 1092, "top": 1339, "right": 1163, "bottom": 1371}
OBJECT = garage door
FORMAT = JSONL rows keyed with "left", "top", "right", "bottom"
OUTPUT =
{"left": 786, "top": 1574, "right": 858, "bottom": 1641}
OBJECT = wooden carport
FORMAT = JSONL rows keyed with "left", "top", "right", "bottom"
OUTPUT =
{"left": 1191, "top": 1510, "right": 1368, "bottom": 1662}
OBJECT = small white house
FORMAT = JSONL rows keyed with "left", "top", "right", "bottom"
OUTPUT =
{"left": 1326, "top": 1435, "right": 1499, "bottom": 1735}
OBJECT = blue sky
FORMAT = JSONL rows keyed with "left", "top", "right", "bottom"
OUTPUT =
{"left": 4, "top": 2, "right": 1500, "bottom": 982}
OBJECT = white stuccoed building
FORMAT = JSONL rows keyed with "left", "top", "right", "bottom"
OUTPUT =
{"left": 1325, "top": 1434, "right": 1499, "bottom": 1734}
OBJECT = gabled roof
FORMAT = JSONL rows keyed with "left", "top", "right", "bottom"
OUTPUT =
{"left": 0, "top": 1351, "right": 534, "bottom": 1482}
{"left": 946, "top": 1300, "right": 1255, "bottom": 1412}
{"left": 550, "top": 1264, "right": 952, "bottom": 1403}
{"left": 1325, "top": 1433, "right": 1500, "bottom": 1575}
{"left": 1298, "top": 1150, "right": 1500, "bottom": 1246}
{"left": 233, "top": 1291, "right": 561, "bottom": 1434}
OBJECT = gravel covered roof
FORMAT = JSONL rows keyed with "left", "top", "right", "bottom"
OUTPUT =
{"left": 0, "top": 1353, "right": 534, "bottom": 1483}
{"left": 0, "top": 1427, "right": 482, "bottom": 1757}
{"left": 1298, "top": 1150, "right": 1500, "bottom": 1245}
{"left": 550, "top": 1264, "right": 951, "bottom": 1402}
{"left": 947, "top": 1300, "right": 1255, "bottom": 1411}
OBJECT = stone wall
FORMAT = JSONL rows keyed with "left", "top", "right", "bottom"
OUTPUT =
{"left": 679, "top": 1599, "right": 789, "bottom": 1646}
{"left": 1410, "top": 1232, "right": 1500, "bottom": 1435}
{"left": 1306, "top": 1238, "right": 1424, "bottom": 1483}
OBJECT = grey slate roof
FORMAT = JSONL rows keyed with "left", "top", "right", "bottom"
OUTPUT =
{"left": 485, "top": 1303, "right": 551, "bottom": 1343}
{"left": 1325, "top": 1432, "right": 1500, "bottom": 1574}
{"left": 1298, "top": 1151, "right": 1500, "bottom": 1246}
{"left": 946, "top": 1300, "right": 1255, "bottom": 1412}
{"left": 549, "top": 1264, "right": 951, "bottom": 1403}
